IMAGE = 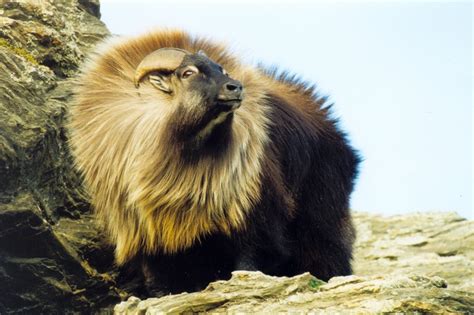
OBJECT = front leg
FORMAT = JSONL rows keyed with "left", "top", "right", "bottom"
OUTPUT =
{"left": 235, "top": 249, "right": 259, "bottom": 271}
{"left": 141, "top": 255, "right": 171, "bottom": 297}
{"left": 139, "top": 234, "right": 236, "bottom": 295}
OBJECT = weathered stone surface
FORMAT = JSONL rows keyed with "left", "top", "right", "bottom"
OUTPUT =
{"left": 0, "top": 0, "right": 108, "bottom": 218}
{"left": 0, "top": 194, "right": 120, "bottom": 313}
{"left": 54, "top": 214, "right": 115, "bottom": 275}
{"left": 0, "top": 0, "right": 120, "bottom": 313}
{"left": 115, "top": 212, "right": 474, "bottom": 314}
{"left": 353, "top": 212, "right": 474, "bottom": 292}
{"left": 115, "top": 271, "right": 473, "bottom": 314}
{"left": 0, "top": 0, "right": 108, "bottom": 77}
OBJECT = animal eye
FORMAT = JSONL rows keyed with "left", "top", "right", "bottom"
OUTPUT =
{"left": 182, "top": 68, "right": 197, "bottom": 79}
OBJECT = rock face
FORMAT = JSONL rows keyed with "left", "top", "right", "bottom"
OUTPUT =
{"left": 0, "top": 0, "right": 473, "bottom": 314}
{"left": 353, "top": 212, "right": 474, "bottom": 292}
{"left": 0, "top": 194, "right": 120, "bottom": 313}
{"left": 115, "top": 212, "right": 474, "bottom": 314}
{"left": 0, "top": 1, "right": 120, "bottom": 313}
{"left": 0, "top": 0, "right": 108, "bottom": 217}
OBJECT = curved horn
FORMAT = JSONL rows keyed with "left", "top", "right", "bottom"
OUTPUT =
{"left": 134, "top": 48, "right": 189, "bottom": 87}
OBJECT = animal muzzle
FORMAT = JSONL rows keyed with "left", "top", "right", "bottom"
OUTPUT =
{"left": 217, "top": 79, "right": 243, "bottom": 106}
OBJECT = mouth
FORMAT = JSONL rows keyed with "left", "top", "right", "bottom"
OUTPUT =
{"left": 216, "top": 98, "right": 242, "bottom": 111}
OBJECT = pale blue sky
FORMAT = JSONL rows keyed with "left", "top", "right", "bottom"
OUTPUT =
{"left": 100, "top": 0, "right": 473, "bottom": 219}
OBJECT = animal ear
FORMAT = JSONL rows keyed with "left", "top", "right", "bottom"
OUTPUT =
{"left": 148, "top": 73, "right": 173, "bottom": 93}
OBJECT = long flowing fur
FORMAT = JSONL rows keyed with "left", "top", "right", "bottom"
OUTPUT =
{"left": 69, "top": 28, "right": 362, "bottom": 293}
{"left": 69, "top": 28, "right": 344, "bottom": 268}
{"left": 69, "top": 30, "right": 293, "bottom": 264}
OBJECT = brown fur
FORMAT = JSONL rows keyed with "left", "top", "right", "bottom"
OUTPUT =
{"left": 68, "top": 28, "right": 363, "bottom": 294}
{"left": 68, "top": 29, "right": 321, "bottom": 265}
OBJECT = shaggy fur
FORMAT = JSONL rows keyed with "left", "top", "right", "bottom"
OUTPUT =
{"left": 69, "top": 29, "right": 360, "bottom": 295}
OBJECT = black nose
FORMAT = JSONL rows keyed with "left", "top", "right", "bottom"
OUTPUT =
{"left": 218, "top": 79, "right": 243, "bottom": 101}
{"left": 224, "top": 82, "right": 242, "bottom": 92}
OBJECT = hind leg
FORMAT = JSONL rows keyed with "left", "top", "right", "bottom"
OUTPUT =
{"left": 294, "top": 212, "right": 355, "bottom": 281}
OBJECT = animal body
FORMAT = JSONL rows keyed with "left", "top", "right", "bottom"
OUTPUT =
{"left": 69, "top": 29, "right": 360, "bottom": 295}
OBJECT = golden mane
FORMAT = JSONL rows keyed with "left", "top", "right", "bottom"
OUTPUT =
{"left": 69, "top": 29, "right": 277, "bottom": 264}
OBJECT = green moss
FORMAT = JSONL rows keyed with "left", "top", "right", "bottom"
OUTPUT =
{"left": 0, "top": 38, "right": 38, "bottom": 65}
{"left": 308, "top": 278, "right": 325, "bottom": 291}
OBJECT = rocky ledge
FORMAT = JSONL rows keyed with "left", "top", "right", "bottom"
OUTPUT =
{"left": 116, "top": 272, "right": 472, "bottom": 314}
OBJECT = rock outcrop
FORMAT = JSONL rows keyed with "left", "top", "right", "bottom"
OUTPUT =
{"left": 353, "top": 212, "right": 473, "bottom": 292}
{"left": 0, "top": 1, "right": 472, "bottom": 314}
{"left": 0, "top": 1, "right": 120, "bottom": 313}
{"left": 116, "top": 272, "right": 473, "bottom": 314}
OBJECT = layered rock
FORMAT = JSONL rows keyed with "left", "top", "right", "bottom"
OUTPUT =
{"left": 353, "top": 212, "right": 473, "bottom": 292}
{"left": 0, "top": 1, "right": 119, "bottom": 313}
{"left": 115, "top": 271, "right": 473, "bottom": 314}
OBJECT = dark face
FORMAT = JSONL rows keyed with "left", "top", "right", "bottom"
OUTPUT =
{"left": 177, "top": 54, "right": 243, "bottom": 107}
{"left": 146, "top": 53, "right": 243, "bottom": 150}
